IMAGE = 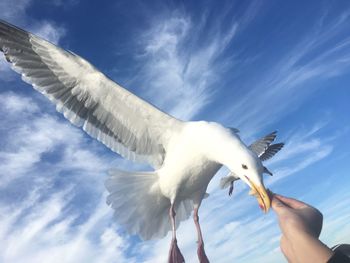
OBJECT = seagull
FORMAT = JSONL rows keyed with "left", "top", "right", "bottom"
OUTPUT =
{"left": 1, "top": 20, "right": 274, "bottom": 263}
{"left": 220, "top": 131, "right": 284, "bottom": 196}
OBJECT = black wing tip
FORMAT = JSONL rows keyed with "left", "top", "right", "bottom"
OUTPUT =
{"left": 272, "top": 142, "right": 284, "bottom": 149}
{"left": 0, "top": 19, "right": 23, "bottom": 29}
{"left": 0, "top": 19, "right": 9, "bottom": 26}
{"left": 0, "top": 19, "right": 17, "bottom": 30}
{"left": 263, "top": 166, "right": 273, "bottom": 176}
{"left": 0, "top": 19, "right": 31, "bottom": 37}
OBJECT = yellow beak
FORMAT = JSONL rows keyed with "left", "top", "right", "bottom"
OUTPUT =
{"left": 245, "top": 176, "right": 271, "bottom": 213}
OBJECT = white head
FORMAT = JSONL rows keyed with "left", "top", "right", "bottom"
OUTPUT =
{"left": 210, "top": 129, "right": 271, "bottom": 212}
{"left": 228, "top": 146, "right": 271, "bottom": 212}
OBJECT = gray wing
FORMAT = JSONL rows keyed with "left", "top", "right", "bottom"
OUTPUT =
{"left": 0, "top": 20, "right": 182, "bottom": 168}
{"left": 259, "top": 143, "right": 284, "bottom": 161}
{"left": 249, "top": 131, "right": 277, "bottom": 157}
{"left": 219, "top": 173, "right": 239, "bottom": 189}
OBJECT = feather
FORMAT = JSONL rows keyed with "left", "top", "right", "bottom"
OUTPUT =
{"left": 249, "top": 131, "right": 277, "bottom": 157}
{"left": 220, "top": 173, "right": 239, "bottom": 189}
{"left": 263, "top": 166, "right": 273, "bottom": 176}
{"left": 0, "top": 20, "right": 182, "bottom": 168}
{"left": 259, "top": 143, "right": 284, "bottom": 161}
{"left": 105, "top": 169, "right": 192, "bottom": 240}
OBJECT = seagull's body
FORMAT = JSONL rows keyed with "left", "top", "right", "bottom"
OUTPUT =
{"left": 159, "top": 122, "right": 228, "bottom": 201}
{"left": 0, "top": 20, "right": 282, "bottom": 263}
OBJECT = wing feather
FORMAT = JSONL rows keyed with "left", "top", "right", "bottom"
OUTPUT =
{"left": 259, "top": 143, "right": 284, "bottom": 161}
{"left": 0, "top": 20, "right": 180, "bottom": 168}
{"left": 249, "top": 131, "right": 277, "bottom": 157}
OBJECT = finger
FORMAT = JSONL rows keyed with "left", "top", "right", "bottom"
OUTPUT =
{"left": 275, "top": 194, "right": 308, "bottom": 209}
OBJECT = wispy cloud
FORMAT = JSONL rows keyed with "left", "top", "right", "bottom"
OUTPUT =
{"left": 269, "top": 146, "right": 332, "bottom": 185}
{"left": 0, "top": 91, "right": 134, "bottom": 262}
{"left": 222, "top": 10, "right": 350, "bottom": 135}
{"left": 0, "top": 91, "right": 39, "bottom": 115}
{"left": 320, "top": 190, "right": 350, "bottom": 246}
{"left": 0, "top": 185, "right": 132, "bottom": 263}
{"left": 130, "top": 13, "right": 238, "bottom": 120}
{"left": 0, "top": 91, "right": 116, "bottom": 188}
{"left": 31, "top": 21, "right": 66, "bottom": 45}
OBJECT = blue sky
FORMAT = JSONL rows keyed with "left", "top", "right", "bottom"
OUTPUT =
{"left": 0, "top": 0, "right": 350, "bottom": 262}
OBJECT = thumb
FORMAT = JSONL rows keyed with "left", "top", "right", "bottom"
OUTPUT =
{"left": 272, "top": 195, "right": 289, "bottom": 214}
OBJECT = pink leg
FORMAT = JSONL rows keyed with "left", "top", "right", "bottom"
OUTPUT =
{"left": 168, "top": 204, "right": 185, "bottom": 263}
{"left": 194, "top": 207, "right": 210, "bottom": 263}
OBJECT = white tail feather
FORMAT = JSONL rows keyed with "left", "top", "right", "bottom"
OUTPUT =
{"left": 105, "top": 169, "right": 193, "bottom": 240}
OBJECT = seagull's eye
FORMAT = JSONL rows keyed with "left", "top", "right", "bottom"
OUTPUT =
{"left": 242, "top": 164, "right": 248, "bottom": 169}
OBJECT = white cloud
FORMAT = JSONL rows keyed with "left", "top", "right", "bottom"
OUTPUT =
{"left": 320, "top": 191, "right": 350, "bottom": 246}
{"left": 0, "top": 92, "right": 134, "bottom": 263}
{"left": 131, "top": 14, "right": 238, "bottom": 120}
{"left": 0, "top": 110, "right": 79, "bottom": 186}
{"left": 0, "top": 187, "right": 132, "bottom": 263}
{"left": 31, "top": 21, "right": 66, "bottom": 45}
{"left": 0, "top": 91, "right": 39, "bottom": 114}
{"left": 0, "top": 92, "right": 120, "bottom": 191}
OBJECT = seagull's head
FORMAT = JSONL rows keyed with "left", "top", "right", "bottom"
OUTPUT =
{"left": 204, "top": 122, "right": 272, "bottom": 212}
{"left": 225, "top": 144, "right": 271, "bottom": 213}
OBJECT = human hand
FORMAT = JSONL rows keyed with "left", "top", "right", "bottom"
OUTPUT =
{"left": 272, "top": 194, "right": 323, "bottom": 239}
{"left": 272, "top": 194, "right": 333, "bottom": 263}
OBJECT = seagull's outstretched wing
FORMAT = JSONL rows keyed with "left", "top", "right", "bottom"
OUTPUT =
{"left": 249, "top": 131, "right": 277, "bottom": 157}
{"left": 259, "top": 143, "right": 284, "bottom": 161}
{"left": 0, "top": 20, "right": 181, "bottom": 168}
